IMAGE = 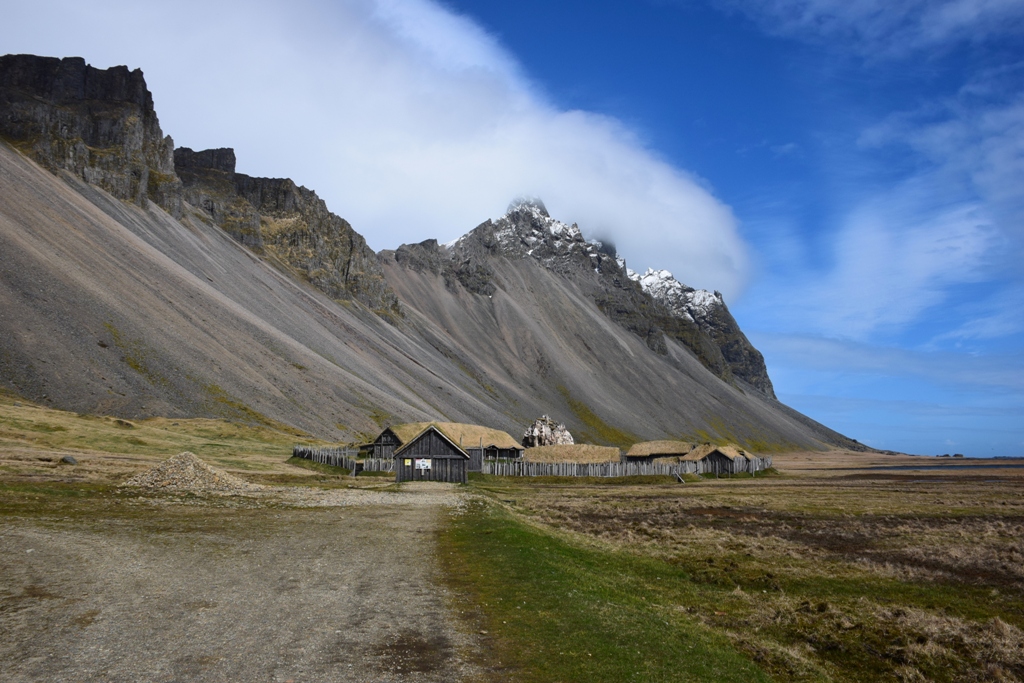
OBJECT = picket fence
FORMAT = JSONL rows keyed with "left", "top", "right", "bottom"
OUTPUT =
{"left": 481, "top": 460, "right": 697, "bottom": 478}
{"left": 291, "top": 446, "right": 394, "bottom": 473}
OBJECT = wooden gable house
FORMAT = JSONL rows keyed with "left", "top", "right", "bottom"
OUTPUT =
{"left": 370, "top": 427, "right": 401, "bottom": 459}
{"left": 372, "top": 422, "right": 523, "bottom": 472}
{"left": 394, "top": 425, "right": 470, "bottom": 484}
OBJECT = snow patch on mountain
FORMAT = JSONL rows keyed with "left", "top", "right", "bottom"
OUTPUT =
{"left": 628, "top": 267, "right": 723, "bottom": 323}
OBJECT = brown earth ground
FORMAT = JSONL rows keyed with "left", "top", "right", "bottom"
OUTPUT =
{"left": 0, "top": 442, "right": 489, "bottom": 683}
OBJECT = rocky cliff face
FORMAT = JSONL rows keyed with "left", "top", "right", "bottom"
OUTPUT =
{"left": 0, "top": 54, "right": 397, "bottom": 316}
{"left": 174, "top": 146, "right": 400, "bottom": 316}
{"left": 0, "top": 54, "right": 182, "bottom": 216}
{"left": 432, "top": 198, "right": 776, "bottom": 398}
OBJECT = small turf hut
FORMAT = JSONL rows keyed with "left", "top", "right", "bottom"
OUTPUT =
{"left": 394, "top": 425, "right": 470, "bottom": 483}
{"left": 372, "top": 422, "right": 522, "bottom": 471}
{"left": 625, "top": 440, "right": 695, "bottom": 463}
{"left": 745, "top": 451, "right": 771, "bottom": 472}
{"left": 684, "top": 444, "right": 754, "bottom": 475}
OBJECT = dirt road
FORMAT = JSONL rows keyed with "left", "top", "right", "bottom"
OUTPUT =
{"left": 0, "top": 485, "right": 484, "bottom": 682}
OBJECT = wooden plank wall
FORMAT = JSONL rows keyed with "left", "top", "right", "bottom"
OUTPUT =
{"left": 399, "top": 430, "right": 465, "bottom": 458}
{"left": 395, "top": 456, "right": 467, "bottom": 483}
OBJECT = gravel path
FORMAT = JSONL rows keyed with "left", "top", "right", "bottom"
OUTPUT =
{"left": 0, "top": 485, "right": 484, "bottom": 682}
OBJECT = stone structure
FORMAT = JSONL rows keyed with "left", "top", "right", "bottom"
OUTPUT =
{"left": 522, "top": 415, "right": 574, "bottom": 448}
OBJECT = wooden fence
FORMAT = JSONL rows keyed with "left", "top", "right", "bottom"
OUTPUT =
{"left": 360, "top": 458, "right": 395, "bottom": 472}
{"left": 482, "top": 456, "right": 772, "bottom": 478}
{"left": 293, "top": 446, "right": 770, "bottom": 479}
{"left": 481, "top": 460, "right": 696, "bottom": 478}
{"left": 291, "top": 447, "right": 394, "bottom": 473}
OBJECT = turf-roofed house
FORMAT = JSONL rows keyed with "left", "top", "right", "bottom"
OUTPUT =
{"left": 624, "top": 440, "right": 696, "bottom": 463}
{"left": 370, "top": 422, "right": 523, "bottom": 472}
{"left": 393, "top": 424, "right": 471, "bottom": 483}
{"left": 683, "top": 444, "right": 767, "bottom": 475}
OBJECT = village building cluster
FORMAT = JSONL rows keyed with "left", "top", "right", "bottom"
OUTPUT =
{"left": 351, "top": 417, "right": 772, "bottom": 483}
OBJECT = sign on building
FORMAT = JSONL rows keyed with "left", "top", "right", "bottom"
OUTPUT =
{"left": 415, "top": 458, "right": 432, "bottom": 470}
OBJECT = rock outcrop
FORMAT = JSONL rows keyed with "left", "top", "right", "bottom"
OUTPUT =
{"left": 523, "top": 415, "right": 575, "bottom": 448}
{"left": 629, "top": 268, "right": 775, "bottom": 397}
{"left": 174, "top": 146, "right": 400, "bottom": 315}
{"left": 0, "top": 54, "right": 182, "bottom": 216}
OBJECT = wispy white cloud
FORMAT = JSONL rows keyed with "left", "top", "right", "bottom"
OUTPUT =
{"left": 818, "top": 69, "right": 1024, "bottom": 341}
{"left": 2, "top": 0, "right": 748, "bottom": 297}
{"left": 728, "top": 4, "right": 1024, "bottom": 343}
{"left": 717, "top": 0, "right": 1024, "bottom": 56}
{"left": 748, "top": 179, "right": 1000, "bottom": 340}
{"left": 860, "top": 84, "right": 1024, "bottom": 234}
{"left": 755, "top": 332, "right": 1024, "bottom": 391}
{"left": 930, "top": 283, "right": 1024, "bottom": 343}
{"left": 820, "top": 194, "right": 997, "bottom": 338}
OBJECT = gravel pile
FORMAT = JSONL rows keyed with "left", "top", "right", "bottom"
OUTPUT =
{"left": 121, "top": 452, "right": 263, "bottom": 494}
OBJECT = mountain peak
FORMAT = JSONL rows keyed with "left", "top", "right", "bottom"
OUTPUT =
{"left": 506, "top": 196, "right": 549, "bottom": 217}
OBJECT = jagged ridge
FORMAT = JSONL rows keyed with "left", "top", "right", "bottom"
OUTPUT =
{"left": 629, "top": 268, "right": 775, "bottom": 397}
{"left": 0, "top": 55, "right": 397, "bottom": 315}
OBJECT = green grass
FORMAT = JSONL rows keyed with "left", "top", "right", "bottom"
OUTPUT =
{"left": 480, "top": 478, "right": 1024, "bottom": 682}
{"left": 356, "top": 469, "right": 393, "bottom": 477}
{"left": 440, "top": 499, "right": 771, "bottom": 683}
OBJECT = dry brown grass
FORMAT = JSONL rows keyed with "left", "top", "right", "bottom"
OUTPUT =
{"left": 522, "top": 443, "right": 621, "bottom": 463}
{"left": 0, "top": 395, "right": 316, "bottom": 482}
{"left": 771, "top": 448, "right": 1024, "bottom": 476}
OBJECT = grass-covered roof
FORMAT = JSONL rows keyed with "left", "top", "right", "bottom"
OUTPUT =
{"left": 388, "top": 422, "right": 521, "bottom": 450}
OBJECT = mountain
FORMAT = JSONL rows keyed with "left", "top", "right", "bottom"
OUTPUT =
{"left": 440, "top": 198, "right": 776, "bottom": 398}
{"left": 0, "top": 54, "right": 865, "bottom": 451}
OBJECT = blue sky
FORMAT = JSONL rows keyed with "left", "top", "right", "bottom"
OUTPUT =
{"left": 439, "top": 0, "right": 1024, "bottom": 457}
{"left": 6, "top": 0, "right": 1024, "bottom": 455}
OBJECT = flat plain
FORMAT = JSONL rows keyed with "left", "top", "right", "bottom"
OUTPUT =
{"left": 2, "top": 394, "right": 1022, "bottom": 682}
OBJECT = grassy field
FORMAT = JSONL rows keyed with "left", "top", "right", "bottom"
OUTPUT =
{"left": 0, "top": 393, "right": 324, "bottom": 481}
{"left": 441, "top": 499, "right": 772, "bottom": 682}
{"left": 444, "top": 475, "right": 1024, "bottom": 682}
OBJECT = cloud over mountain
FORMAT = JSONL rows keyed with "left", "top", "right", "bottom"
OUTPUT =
{"left": 3, "top": 0, "right": 748, "bottom": 298}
